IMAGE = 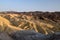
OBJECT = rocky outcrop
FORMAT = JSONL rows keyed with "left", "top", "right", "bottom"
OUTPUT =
{"left": 0, "top": 30, "right": 60, "bottom": 40}
{"left": 0, "top": 32, "right": 13, "bottom": 40}
{"left": 11, "top": 30, "right": 47, "bottom": 40}
{"left": 49, "top": 32, "right": 60, "bottom": 40}
{"left": 10, "top": 30, "right": 60, "bottom": 40}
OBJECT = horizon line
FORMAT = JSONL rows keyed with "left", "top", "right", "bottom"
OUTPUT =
{"left": 0, "top": 10, "right": 60, "bottom": 12}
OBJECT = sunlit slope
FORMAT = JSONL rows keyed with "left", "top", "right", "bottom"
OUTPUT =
{"left": 0, "top": 16, "right": 23, "bottom": 33}
{"left": 17, "top": 17, "right": 60, "bottom": 34}
{"left": 0, "top": 12, "right": 60, "bottom": 34}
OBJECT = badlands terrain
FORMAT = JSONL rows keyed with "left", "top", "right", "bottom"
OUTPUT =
{"left": 0, "top": 11, "right": 60, "bottom": 40}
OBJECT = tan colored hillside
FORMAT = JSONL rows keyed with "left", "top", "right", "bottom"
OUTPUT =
{"left": 0, "top": 16, "right": 23, "bottom": 34}
{"left": 0, "top": 11, "right": 60, "bottom": 34}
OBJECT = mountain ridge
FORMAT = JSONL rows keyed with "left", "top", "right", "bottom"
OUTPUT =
{"left": 0, "top": 11, "right": 60, "bottom": 34}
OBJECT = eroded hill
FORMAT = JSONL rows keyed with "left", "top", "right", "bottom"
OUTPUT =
{"left": 0, "top": 11, "right": 60, "bottom": 34}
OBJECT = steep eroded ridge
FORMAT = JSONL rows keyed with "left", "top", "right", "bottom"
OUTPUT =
{"left": 0, "top": 11, "right": 60, "bottom": 34}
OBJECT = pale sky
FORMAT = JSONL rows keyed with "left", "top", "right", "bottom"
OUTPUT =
{"left": 0, "top": 0, "right": 60, "bottom": 12}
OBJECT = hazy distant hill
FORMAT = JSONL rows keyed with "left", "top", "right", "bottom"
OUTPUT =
{"left": 0, "top": 11, "right": 60, "bottom": 34}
